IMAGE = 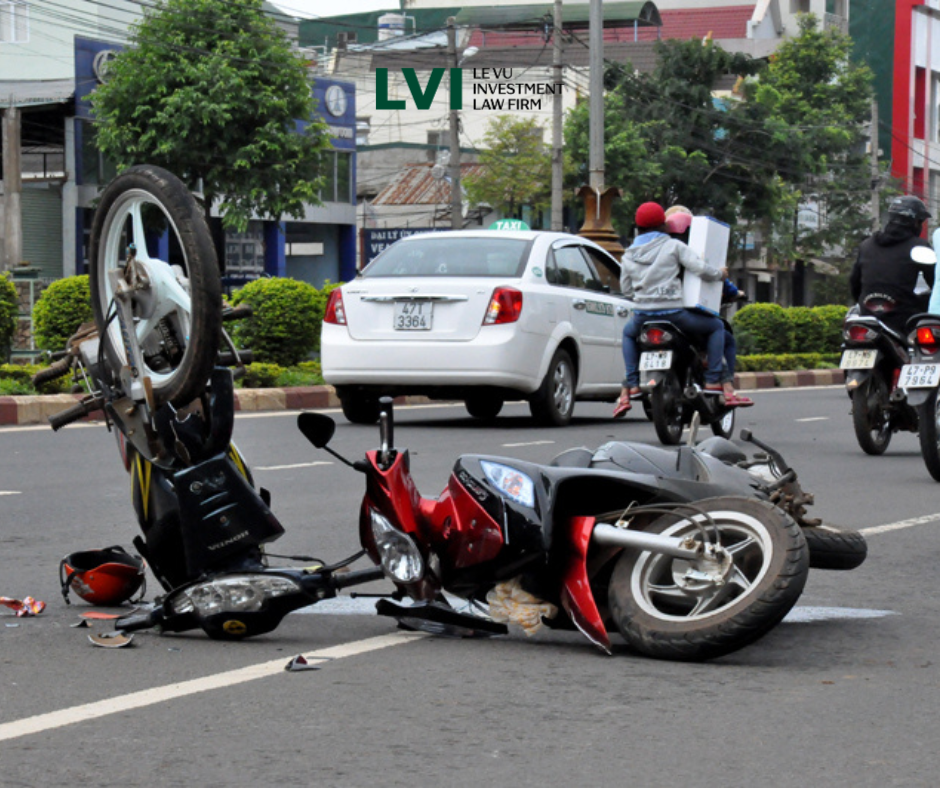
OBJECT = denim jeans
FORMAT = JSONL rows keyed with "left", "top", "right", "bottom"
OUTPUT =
{"left": 622, "top": 309, "right": 727, "bottom": 387}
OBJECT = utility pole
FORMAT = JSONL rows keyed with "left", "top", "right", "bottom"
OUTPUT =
{"left": 551, "top": 0, "right": 563, "bottom": 231}
{"left": 588, "top": 0, "right": 603, "bottom": 192}
{"left": 447, "top": 17, "right": 462, "bottom": 230}
{"left": 2, "top": 105, "right": 23, "bottom": 271}
{"left": 870, "top": 97, "right": 880, "bottom": 231}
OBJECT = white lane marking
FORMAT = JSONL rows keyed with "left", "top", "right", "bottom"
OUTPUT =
{"left": 783, "top": 607, "right": 896, "bottom": 623}
{"left": 861, "top": 513, "right": 940, "bottom": 535}
{"left": 294, "top": 597, "right": 381, "bottom": 615}
{"left": 502, "top": 440, "right": 555, "bottom": 448}
{"left": 795, "top": 417, "right": 828, "bottom": 423}
{"left": 0, "top": 631, "right": 425, "bottom": 743}
{"left": 255, "top": 461, "right": 333, "bottom": 471}
{"left": 0, "top": 491, "right": 21, "bottom": 496}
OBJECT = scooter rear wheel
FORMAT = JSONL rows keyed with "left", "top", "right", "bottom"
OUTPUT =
{"left": 852, "top": 374, "right": 892, "bottom": 455}
{"left": 607, "top": 496, "right": 809, "bottom": 661}
{"left": 88, "top": 165, "right": 221, "bottom": 408}
{"left": 650, "top": 371, "right": 685, "bottom": 445}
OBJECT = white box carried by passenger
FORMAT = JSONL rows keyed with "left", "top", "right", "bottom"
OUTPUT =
{"left": 682, "top": 216, "right": 729, "bottom": 316}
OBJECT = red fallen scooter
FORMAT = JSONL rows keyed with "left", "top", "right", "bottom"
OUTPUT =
{"left": 298, "top": 398, "right": 810, "bottom": 662}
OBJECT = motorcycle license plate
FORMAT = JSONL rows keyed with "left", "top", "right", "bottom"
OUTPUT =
{"left": 840, "top": 349, "right": 877, "bottom": 369}
{"left": 393, "top": 301, "right": 432, "bottom": 330}
{"left": 899, "top": 363, "right": 940, "bottom": 389}
{"left": 639, "top": 350, "right": 673, "bottom": 371}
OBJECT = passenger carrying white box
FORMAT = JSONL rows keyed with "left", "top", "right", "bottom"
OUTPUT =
{"left": 682, "top": 216, "right": 730, "bottom": 315}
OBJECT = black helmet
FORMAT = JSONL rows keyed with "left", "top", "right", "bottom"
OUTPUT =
{"left": 887, "top": 195, "right": 931, "bottom": 226}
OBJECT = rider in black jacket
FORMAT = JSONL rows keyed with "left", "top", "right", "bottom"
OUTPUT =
{"left": 849, "top": 195, "right": 935, "bottom": 335}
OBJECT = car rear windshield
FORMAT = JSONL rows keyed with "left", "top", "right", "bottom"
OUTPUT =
{"left": 362, "top": 237, "right": 530, "bottom": 278}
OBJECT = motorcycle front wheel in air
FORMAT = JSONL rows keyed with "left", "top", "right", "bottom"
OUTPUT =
{"left": 88, "top": 165, "right": 222, "bottom": 409}
{"left": 607, "top": 496, "right": 809, "bottom": 661}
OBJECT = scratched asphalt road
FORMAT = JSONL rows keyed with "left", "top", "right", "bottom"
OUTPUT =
{"left": 1, "top": 387, "right": 938, "bottom": 787}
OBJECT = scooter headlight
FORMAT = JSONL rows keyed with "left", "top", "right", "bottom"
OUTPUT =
{"left": 370, "top": 509, "right": 424, "bottom": 583}
{"left": 480, "top": 461, "right": 535, "bottom": 507}
{"left": 167, "top": 574, "right": 301, "bottom": 617}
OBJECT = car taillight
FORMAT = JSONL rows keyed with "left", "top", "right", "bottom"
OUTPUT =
{"left": 483, "top": 287, "right": 523, "bottom": 325}
{"left": 844, "top": 324, "right": 877, "bottom": 343}
{"left": 915, "top": 325, "right": 940, "bottom": 355}
{"left": 324, "top": 289, "right": 346, "bottom": 325}
{"left": 639, "top": 327, "right": 671, "bottom": 345}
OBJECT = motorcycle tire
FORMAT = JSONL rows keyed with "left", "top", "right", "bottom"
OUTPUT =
{"left": 852, "top": 374, "right": 892, "bottom": 455}
{"left": 802, "top": 525, "right": 868, "bottom": 571}
{"left": 608, "top": 496, "right": 809, "bottom": 662}
{"left": 88, "top": 165, "right": 221, "bottom": 409}
{"left": 709, "top": 407, "right": 735, "bottom": 439}
{"left": 650, "top": 370, "right": 685, "bottom": 445}
{"left": 918, "top": 388, "right": 940, "bottom": 482}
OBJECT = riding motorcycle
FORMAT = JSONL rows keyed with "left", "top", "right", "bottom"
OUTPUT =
{"left": 841, "top": 305, "right": 919, "bottom": 455}
{"left": 37, "top": 167, "right": 864, "bottom": 660}
{"left": 637, "top": 319, "right": 736, "bottom": 445}
{"left": 900, "top": 313, "right": 940, "bottom": 481}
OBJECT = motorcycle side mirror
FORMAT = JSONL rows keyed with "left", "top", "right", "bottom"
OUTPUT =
{"left": 297, "top": 412, "right": 368, "bottom": 472}
{"left": 298, "top": 412, "right": 336, "bottom": 448}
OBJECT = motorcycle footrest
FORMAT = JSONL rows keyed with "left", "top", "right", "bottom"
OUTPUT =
{"left": 375, "top": 599, "right": 508, "bottom": 637}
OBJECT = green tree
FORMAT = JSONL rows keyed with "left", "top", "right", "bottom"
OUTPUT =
{"left": 566, "top": 38, "right": 766, "bottom": 234}
{"left": 464, "top": 115, "right": 552, "bottom": 220}
{"left": 737, "top": 14, "right": 875, "bottom": 290}
{"left": 32, "top": 276, "right": 94, "bottom": 353}
{"left": 92, "top": 0, "right": 332, "bottom": 231}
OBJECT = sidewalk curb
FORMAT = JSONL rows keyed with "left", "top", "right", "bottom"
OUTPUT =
{"left": 0, "top": 371, "right": 847, "bottom": 427}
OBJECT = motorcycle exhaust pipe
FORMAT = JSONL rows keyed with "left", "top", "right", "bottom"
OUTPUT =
{"left": 592, "top": 523, "right": 701, "bottom": 560}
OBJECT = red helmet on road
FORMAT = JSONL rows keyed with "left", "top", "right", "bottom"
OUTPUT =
{"left": 59, "top": 546, "right": 146, "bottom": 606}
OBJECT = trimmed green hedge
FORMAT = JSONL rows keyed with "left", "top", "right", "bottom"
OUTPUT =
{"left": 0, "top": 363, "right": 73, "bottom": 394}
{"left": 0, "top": 274, "right": 17, "bottom": 362}
{"left": 229, "top": 278, "right": 330, "bottom": 367}
{"left": 32, "top": 275, "right": 93, "bottom": 353}
{"left": 736, "top": 353, "right": 840, "bottom": 372}
{"left": 732, "top": 303, "right": 848, "bottom": 355}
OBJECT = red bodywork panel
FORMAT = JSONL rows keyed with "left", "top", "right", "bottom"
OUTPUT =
{"left": 560, "top": 515, "right": 612, "bottom": 655}
{"left": 359, "top": 450, "right": 504, "bottom": 596}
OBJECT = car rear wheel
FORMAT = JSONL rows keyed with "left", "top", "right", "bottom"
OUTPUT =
{"left": 466, "top": 395, "right": 504, "bottom": 420}
{"left": 339, "top": 392, "right": 381, "bottom": 425}
{"left": 529, "top": 349, "right": 575, "bottom": 426}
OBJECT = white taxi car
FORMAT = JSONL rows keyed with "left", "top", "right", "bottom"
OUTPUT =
{"left": 321, "top": 230, "right": 630, "bottom": 425}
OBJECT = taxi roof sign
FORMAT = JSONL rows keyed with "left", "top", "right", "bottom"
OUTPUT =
{"left": 489, "top": 219, "right": 530, "bottom": 231}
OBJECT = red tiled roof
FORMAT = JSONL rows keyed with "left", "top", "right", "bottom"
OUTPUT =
{"left": 373, "top": 162, "right": 487, "bottom": 206}
{"left": 467, "top": 6, "right": 755, "bottom": 47}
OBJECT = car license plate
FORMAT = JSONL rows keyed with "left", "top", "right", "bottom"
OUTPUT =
{"left": 840, "top": 349, "right": 877, "bottom": 369}
{"left": 393, "top": 301, "right": 432, "bottom": 330}
{"left": 639, "top": 350, "right": 673, "bottom": 371}
{"left": 899, "top": 364, "right": 940, "bottom": 389}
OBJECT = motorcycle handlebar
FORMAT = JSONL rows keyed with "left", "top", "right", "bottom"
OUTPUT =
{"left": 48, "top": 396, "right": 105, "bottom": 431}
{"left": 740, "top": 429, "right": 792, "bottom": 475}
{"left": 31, "top": 357, "right": 73, "bottom": 386}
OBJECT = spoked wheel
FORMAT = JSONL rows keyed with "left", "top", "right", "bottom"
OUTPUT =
{"left": 88, "top": 165, "right": 221, "bottom": 409}
{"left": 709, "top": 407, "right": 735, "bottom": 439}
{"left": 650, "top": 370, "right": 685, "bottom": 445}
{"left": 918, "top": 389, "right": 940, "bottom": 481}
{"left": 852, "top": 374, "right": 892, "bottom": 455}
{"left": 607, "top": 496, "right": 809, "bottom": 661}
